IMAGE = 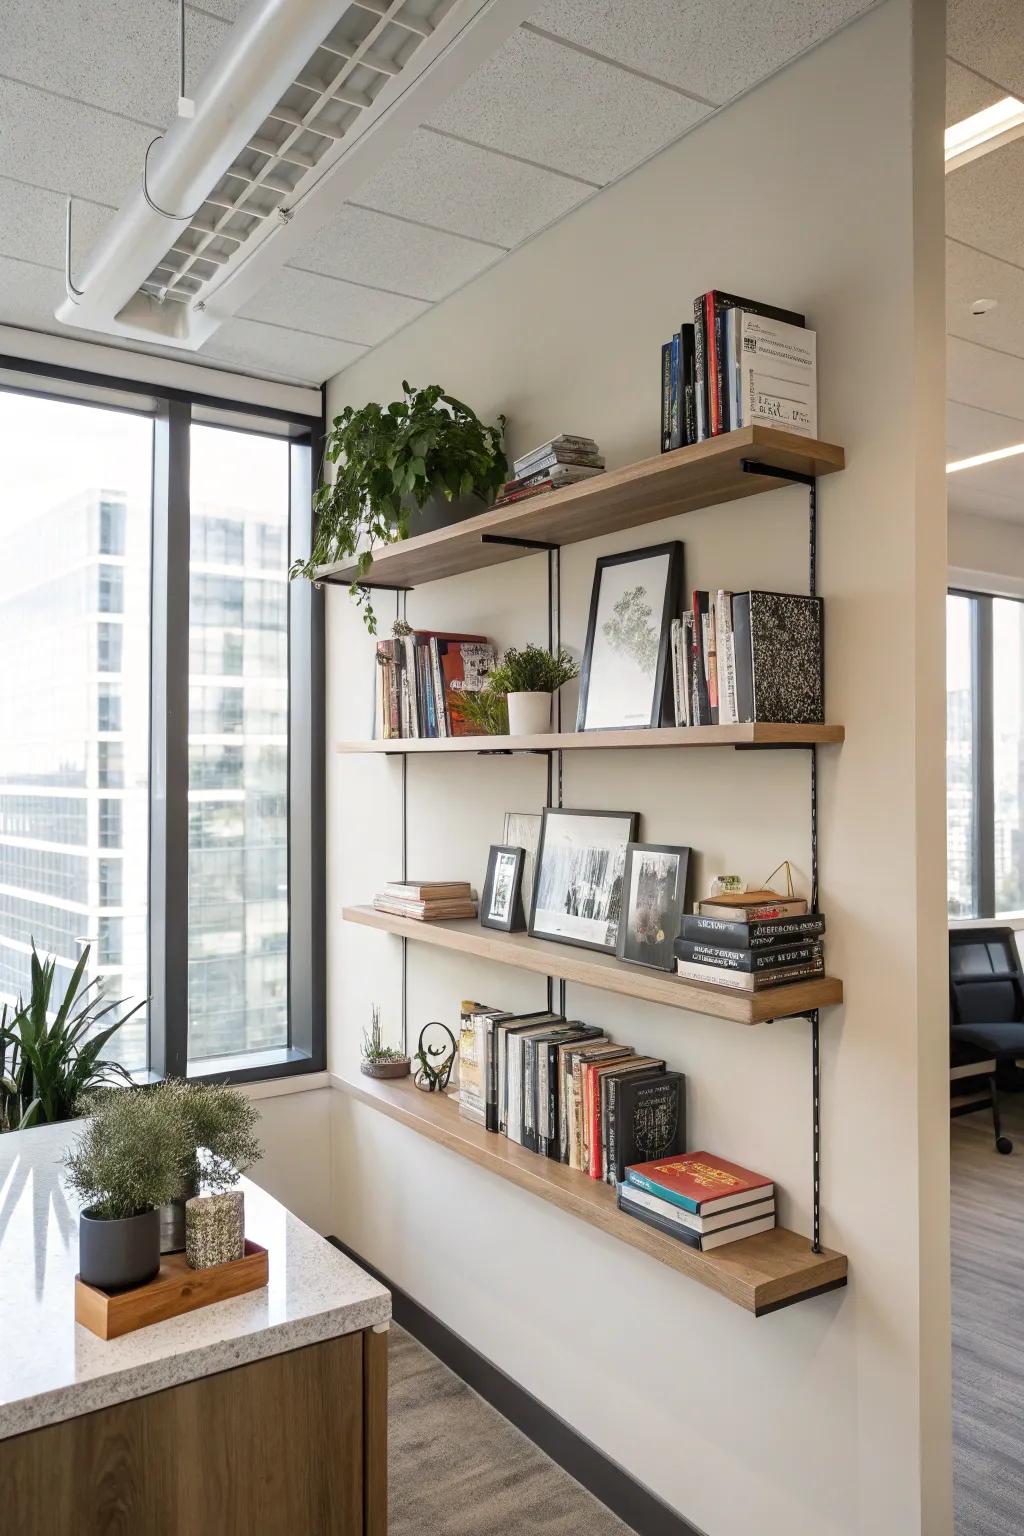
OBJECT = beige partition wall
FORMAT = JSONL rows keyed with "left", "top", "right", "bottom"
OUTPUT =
{"left": 323, "top": 0, "right": 950, "bottom": 1530}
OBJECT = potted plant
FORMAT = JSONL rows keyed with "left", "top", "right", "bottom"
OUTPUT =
{"left": 290, "top": 381, "right": 507, "bottom": 632}
{"left": 360, "top": 1006, "right": 410, "bottom": 1080}
{"left": 486, "top": 645, "right": 580, "bottom": 736}
{"left": 156, "top": 1081, "right": 263, "bottom": 1253}
{"left": 64, "top": 1088, "right": 192, "bottom": 1291}
{"left": 446, "top": 684, "right": 509, "bottom": 737}
{"left": 0, "top": 943, "right": 142, "bottom": 1132}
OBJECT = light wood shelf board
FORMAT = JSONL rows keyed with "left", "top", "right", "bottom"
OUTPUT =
{"left": 333, "top": 1071, "right": 847, "bottom": 1314}
{"left": 336, "top": 722, "right": 845, "bottom": 755}
{"left": 342, "top": 905, "right": 842, "bottom": 1025}
{"left": 316, "top": 427, "right": 845, "bottom": 591}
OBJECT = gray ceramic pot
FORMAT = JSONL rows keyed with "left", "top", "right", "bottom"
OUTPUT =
{"left": 159, "top": 1165, "right": 200, "bottom": 1255}
{"left": 400, "top": 491, "right": 485, "bottom": 536}
{"left": 79, "top": 1207, "right": 160, "bottom": 1292}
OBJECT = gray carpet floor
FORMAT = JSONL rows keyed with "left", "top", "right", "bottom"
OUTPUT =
{"left": 388, "top": 1324, "right": 634, "bottom": 1536}
{"left": 952, "top": 1093, "right": 1024, "bottom": 1534}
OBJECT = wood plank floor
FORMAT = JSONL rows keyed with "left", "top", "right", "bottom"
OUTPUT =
{"left": 952, "top": 1095, "right": 1024, "bottom": 1534}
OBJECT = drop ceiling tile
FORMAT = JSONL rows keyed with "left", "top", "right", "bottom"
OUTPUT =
{"left": 946, "top": 137, "right": 1024, "bottom": 269}
{"left": 188, "top": 0, "right": 246, "bottom": 18}
{"left": 428, "top": 27, "right": 708, "bottom": 185}
{"left": 948, "top": 335, "right": 1024, "bottom": 424}
{"left": 529, "top": 0, "right": 875, "bottom": 106}
{"left": 946, "top": 60, "right": 1005, "bottom": 129}
{"left": 948, "top": 0, "right": 1024, "bottom": 100}
{"left": 287, "top": 204, "right": 505, "bottom": 303}
{"left": 947, "top": 399, "right": 1024, "bottom": 458}
{"left": 0, "top": 180, "right": 113, "bottom": 273}
{"left": 200, "top": 315, "right": 367, "bottom": 386}
{"left": 356, "top": 129, "right": 592, "bottom": 247}
{"left": 240, "top": 266, "right": 429, "bottom": 347}
{"left": 0, "top": 257, "right": 65, "bottom": 333}
{"left": 0, "top": 79, "right": 155, "bottom": 207}
{"left": 948, "top": 479, "right": 1024, "bottom": 522}
{"left": 2, "top": 0, "right": 230, "bottom": 128}
{"left": 947, "top": 238, "right": 1024, "bottom": 359}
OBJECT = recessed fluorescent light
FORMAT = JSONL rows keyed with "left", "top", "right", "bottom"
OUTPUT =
{"left": 945, "top": 96, "right": 1024, "bottom": 172}
{"left": 947, "top": 442, "right": 1024, "bottom": 474}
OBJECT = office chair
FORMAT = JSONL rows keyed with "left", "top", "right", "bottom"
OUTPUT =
{"left": 949, "top": 927, "right": 1024, "bottom": 1154}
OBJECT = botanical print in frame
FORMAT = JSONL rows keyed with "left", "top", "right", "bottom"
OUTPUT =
{"left": 576, "top": 542, "right": 683, "bottom": 731}
{"left": 529, "top": 808, "right": 639, "bottom": 954}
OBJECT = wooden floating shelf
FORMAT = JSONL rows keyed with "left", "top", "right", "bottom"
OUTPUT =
{"left": 343, "top": 905, "right": 842, "bottom": 1025}
{"left": 336, "top": 722, "right": 845, "bottom": 755}
{"left": 316, "top": 426, "right": 845, "bottom": 591}
{"left": 334, "top": 1071, "right": 847, "bottom": 1315}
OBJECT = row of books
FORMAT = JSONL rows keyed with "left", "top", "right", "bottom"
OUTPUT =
{"left": 376, "top": 629, "right": 494, "bottom": 739}
{"left": 660, "top": 289, "right": 817, "bottom": 450}
{"left": 670, "top": 589, "right": 824, "bottom": 727}
{"left": 493, "top": 434, "right": 604, "bottom": 508}
{"left": 619, "top": 1152, "right": 775, "bottom": 1252}
{"left": 674, "top": 889, "right": 826, "bottom": 992}
{"left": 373, "top": 879, "right": 477, "bottom": 921}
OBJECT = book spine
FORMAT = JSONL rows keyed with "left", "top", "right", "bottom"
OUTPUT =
{"left": 617, "top": 1196, "right": 703, "bottom": 1249}
{"left": 675, "top": 940, "right": 823, "bottom": 971}
{"left": 605, "top": 1077, "right": 619, "bottom": 1187}
{"left": 661, "top": 341, "right": 673, "bottom": 453}
{"left": 669, "top": 332, "right": 682, "bottom": 451}
{"left": 731, "top": 593, "right": 754, "bottom": 723}
{"left": 624, "top": 1169, "right": 700, "bottom": 1214}
{"left": 692, "top": 592, "right": 711, "bottom": 725}
{"left": 706, "top": 292, "right": 720, "bottom": 435}
{"left": 680, "top": 322, "right": 697, "bottom": 446}
{"left": 570, "top": 1057, "right": 586, "bottom": 1171}
{"left": 715, "top": 307, "right": 729, "bottom": 433}
{"left": 587, "top": 1064, "right": 603, "bottom": 1179}
{"left": 670, "top": 618, "right": 682, "bottom": 727}
{"left": 714, "top": 591, "right": 737, "bottom": 725}
{"left": 522, "top": 1038, "right": 537, "bottom": 1152}
{"left": 676, "top": 958, "right": 824, "bottom": 989}
{"left": 693, "top": 296, "right": 707, "bottom": 442}
{"left": 681, "top": 914, "right": 825, "bottom": 948}
{"left": 704, "top": 604, "right": 718, "bottom": 724}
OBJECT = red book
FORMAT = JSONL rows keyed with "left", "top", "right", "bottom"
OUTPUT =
{"left": 582, "top": 1053, "right": 632, "bottom": 1179}
{"left": 437, "top": 639, "right": 496, "bottom": 737}
{"left": 625, "top": 1151, "right": 773, "bottom": 1215}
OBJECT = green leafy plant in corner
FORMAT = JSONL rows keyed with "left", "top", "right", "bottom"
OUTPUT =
{"left": 290, "top": 381, "right": 507, "bottom": 633}
{"left": 160, "top": 1079, "right": 263, "bottom": 1195}
{"left": 63, "top": 1088, "right": 193, "bottom": 1221}
{"left": 486, "top": 645, "right": 580, "bottom": 695}
{"left": 362, "top": 1005, "right": 407, "bottom": 1065}
{"left": 0, "top": 944, "right": 141, "bottom": 1133}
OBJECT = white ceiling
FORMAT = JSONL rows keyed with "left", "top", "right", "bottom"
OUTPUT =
{"left": 946, "top": 0, "right": 1024, "bottom": 525}
{"left": 0, "top": 0, "right": 876, "bottom": 388}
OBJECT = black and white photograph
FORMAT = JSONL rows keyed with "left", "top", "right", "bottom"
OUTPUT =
{"left": 530, "top": 808, "right": 639, "bottom": 954}
{"left": 480, "top": 844, "right": 525, "bottom": 931}
{"left": 576, "top": 542, "right": 683, "bottom": 731}
{"left": 618, "top": 842, "right": 691, "bottom": 971}
{"left": 502, "top": 810, "right": 542, "bottom": 917}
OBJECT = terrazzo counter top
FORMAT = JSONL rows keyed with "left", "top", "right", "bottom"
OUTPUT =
{"left": 0, "top": 1119, "right": 390, "bottom": 1439}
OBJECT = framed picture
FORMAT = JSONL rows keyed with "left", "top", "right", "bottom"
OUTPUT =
{"left": 576, "top": 542, "right": 684, "bottom": 731}
{"left": 480, "top": 844, "right": 526, "bottom": 931}
{"left": 502, "top": 810, "right": 542, "bottom": 918}
{"left": 530, "top": 807, "right": 639, "bottom": 954}
{"left": 617, "top": 843, "right": 691, "bottom": 971}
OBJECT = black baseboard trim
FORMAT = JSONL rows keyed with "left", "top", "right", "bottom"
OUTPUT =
{"left": 329, "top": 1236, "right": 704, "bottom": 1536}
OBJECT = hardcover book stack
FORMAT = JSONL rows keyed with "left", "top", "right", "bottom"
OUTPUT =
{"left": 458, "top": 1003, "right": 686, "bottom": 1183}
{"left": 618, "top": 1151, "right": 776, "bottom": 1251}
{"left": 373, "top": 880, "right": 477, "bottom": 922}
{"left": 376, "top": 629, "right": 495, "bottom": 739}
{"left": 493, "top": 435, "right": 605, "bottom": 508}
{"left": 674, "top": 890, "right": 826, "bottom": 992}
{"left": 670, "top": 589, "right": 823, "bottom": 727}
{"left": 661, "top": 291, "right": 817, "bottom": 449}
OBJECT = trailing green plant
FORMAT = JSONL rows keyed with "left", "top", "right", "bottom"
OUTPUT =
{"left": 486, "top": 645, "right": 580, "bottom": 695}
{"left": 290, "top": 381, "right": 507, "bottom": 632}
{"left": 159, "top": 1080, "right": 263, "bottom": 1194}
{"left": 362, "top": 1005, "right": 407, "bottom": 1065}
{"left": 0, "top": 944, "right": 141, "bottom": 1132}
{"left": 63, "top": 1088, "right": 192, "bottom": 1220}
{"left": 448, "top": 685, "right": 509, "bottom": 736}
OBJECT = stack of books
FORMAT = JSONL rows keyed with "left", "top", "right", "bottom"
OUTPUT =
{"left": 674, "top": 891, "right": 826, "bottom": 991}
{"left": 376, "top": 629, "right": 495, "bottom": 739}
{"left": 373, "top": 881, "right": 477, "bottom": 921}
{"left": 618, "top": 1151, "right": 776, "bottom": 1252}
{"left": 493, "top": 435, "right": 605, "bottom": 508}
{"left": 670, "top": 588, "right": 823, "bottom": 727}
{"left": 457, "top": 1003, "right": 686, "bottom": 1180}
{"left": 660, "top": 290, "right": 816, "bottom": 449}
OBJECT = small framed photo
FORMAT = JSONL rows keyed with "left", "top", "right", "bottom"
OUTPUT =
{"left": 530, "top": 807, "right": 639, "bottom": 954}
{"left": 576, "top": 541, "right": 683, "bottom": 731}
{"left": 481, "top": 844, "right": 526, "bottom": 931}
{"left": 618, "top": 843, "right": 691, "bottom": 971}
{"left": 502, "top": 810, "right": 542, "bottom": 919}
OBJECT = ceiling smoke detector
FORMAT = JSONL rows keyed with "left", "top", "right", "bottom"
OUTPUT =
{"left": 970, "top": 297, "right": 998, "bottom": 317}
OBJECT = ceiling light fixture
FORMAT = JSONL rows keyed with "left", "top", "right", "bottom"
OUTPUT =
{"left": 946, "top": 442, "right": 1024, "bottom": 474}
{"left": 945, "top": 96, "right": 1024, "bottom": 172}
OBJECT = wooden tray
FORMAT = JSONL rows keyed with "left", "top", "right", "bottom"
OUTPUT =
{"left": 75, "top": 1240, "right": 269, "bottom": 1340}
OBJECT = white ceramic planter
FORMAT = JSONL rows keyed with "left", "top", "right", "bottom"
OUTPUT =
{"left": 507, "top": 691, "right": 552, "bottom": 736}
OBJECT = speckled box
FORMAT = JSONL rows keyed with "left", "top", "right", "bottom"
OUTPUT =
{"left": 732, "top": 591, "right": 824, "bottom": 724}
{"left": 185, "top": 1191, "right": 245, "bottom": 1270}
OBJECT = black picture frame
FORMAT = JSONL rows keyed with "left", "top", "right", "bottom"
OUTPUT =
{"left": 480, "top": 844, "right": 526, "bottom": 931}
{"left": 617, "top": 842, "right": 692, "bottom": 972}
{"left": 529, "top": 807, "right": 640, "bottom": 955}
{"left": 576, "top": 541, "right": 684, "bottom": 732}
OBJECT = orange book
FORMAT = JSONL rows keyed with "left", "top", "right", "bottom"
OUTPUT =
{"left": 625, "top": 1151, "right": 773, "bottom": 1215}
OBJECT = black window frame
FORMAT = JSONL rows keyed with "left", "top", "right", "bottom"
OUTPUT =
{"left": 0, "top": 353, "right": 325, "bottom": 1085}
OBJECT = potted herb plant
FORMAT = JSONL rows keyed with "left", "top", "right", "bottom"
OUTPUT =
{"left": 360, "top": 1006, "right": 410, "bottom": 1080}
{"left": 156, "top": 1081, "right": 263, "bottom": 1253}
{"left": 486, "top": 645, "right": 580, "bottom": 736}
{"left": 290, "top": 381, "right": 507, "bottom": 632}
{"left": 64, "top": 1088, "right": 192, "bottom": 1291}
{"left": 0, "top": 944, "right": 141, "bottom": 1133}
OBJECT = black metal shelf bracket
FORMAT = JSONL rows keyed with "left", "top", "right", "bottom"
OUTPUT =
{"left": 481, "top": 534, "right": 560, "bottom": 552}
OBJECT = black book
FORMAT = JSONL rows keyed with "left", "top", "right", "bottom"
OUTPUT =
{"left": 539, "top": 1025, "right": 604, "bottom": 1159}
{"left": 680, "top": 912, "right": 826, "bottom": 950}
{"left": 732, "top": 591, "right": 824, "bottom": 725}
{"left": 706, "top": 291, "right": 805, "bottom": 435}
{"left": 692, "top": 297, "right": 707, "bottom": 442}
{"left": 497, "top": 1013, "right": 561, "bottom": 1140}
{"left": 691, "top": 590, "right": 712, "bottom": 725}
{"left": 660, "top": 341, "right": 673, "bottom": 453}
{"left": 617, "top": 1190, "right": 700, "bottom": 1249}
{"left": 599, "top": 1060, "right": 665, "bottom": 1183}
{"left": 609, "top": 1071, "right": 685, "bottom": 1188}
{"left": 674, "top": 940, "right": 822, "bottom": 972}
{"left": 679, "top": 323, "right": 697, "bottom": 446}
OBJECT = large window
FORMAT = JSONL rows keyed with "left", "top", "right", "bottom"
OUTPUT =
{"left": 0, "top": 376, "right": 322, "bottom": 1081}
{"left": 947, "top": 589, "right": 1024, "bottom": 919}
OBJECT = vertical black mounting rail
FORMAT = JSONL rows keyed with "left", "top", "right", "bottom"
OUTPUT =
{"left": 547, "top": 547, "right": 567, "bottom": 1017}
{"left": 398, "top": 592, "right": 409, "bottom": 1056}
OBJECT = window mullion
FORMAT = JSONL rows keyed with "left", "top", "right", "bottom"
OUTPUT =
{"left": 975, "top": 595, "right": 995, "bottom": 920}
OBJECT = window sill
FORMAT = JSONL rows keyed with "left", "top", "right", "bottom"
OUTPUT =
{"left": 187, "top": 1047, "right": 326, "bottom": 1089}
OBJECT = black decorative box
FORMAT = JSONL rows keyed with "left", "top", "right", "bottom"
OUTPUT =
{"left": 732, "top": 591, "right": 823, "bottom": 724}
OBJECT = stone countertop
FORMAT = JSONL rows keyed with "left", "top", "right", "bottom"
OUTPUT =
{"left": 0, "top": 1120, "right": 391, "bottom": 1439}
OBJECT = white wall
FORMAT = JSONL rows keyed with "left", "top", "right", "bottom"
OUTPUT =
{"left": 241, "top": 1078, "right": 333, "bottom": 1234}
{"left": 323, "top": 3, "right": 950, "bottom": 1532}
{"left": 949, "top": 506, "right": 1024, "bottom": 595}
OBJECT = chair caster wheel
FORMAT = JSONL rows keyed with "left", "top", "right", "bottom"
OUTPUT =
{"left": 997, "top": 1137, "right": 1013, "bottom": 1154}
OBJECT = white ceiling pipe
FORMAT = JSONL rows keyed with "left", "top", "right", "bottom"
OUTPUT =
{"left": 55, "top": 0, "right": 353, "bottom": 346}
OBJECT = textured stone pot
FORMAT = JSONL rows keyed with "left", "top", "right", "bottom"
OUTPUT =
{"left": 79, "top": 1207, "right": 160, "bottom": 1292}
{"left": 186, "top": 1191, "right": 245, "bottom": 1270}
{"left": 360, "top": 1057, "right": 411, "bottom": 1080}
{"left": 507, "top": 691, "right": 552, "bottom": 736}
